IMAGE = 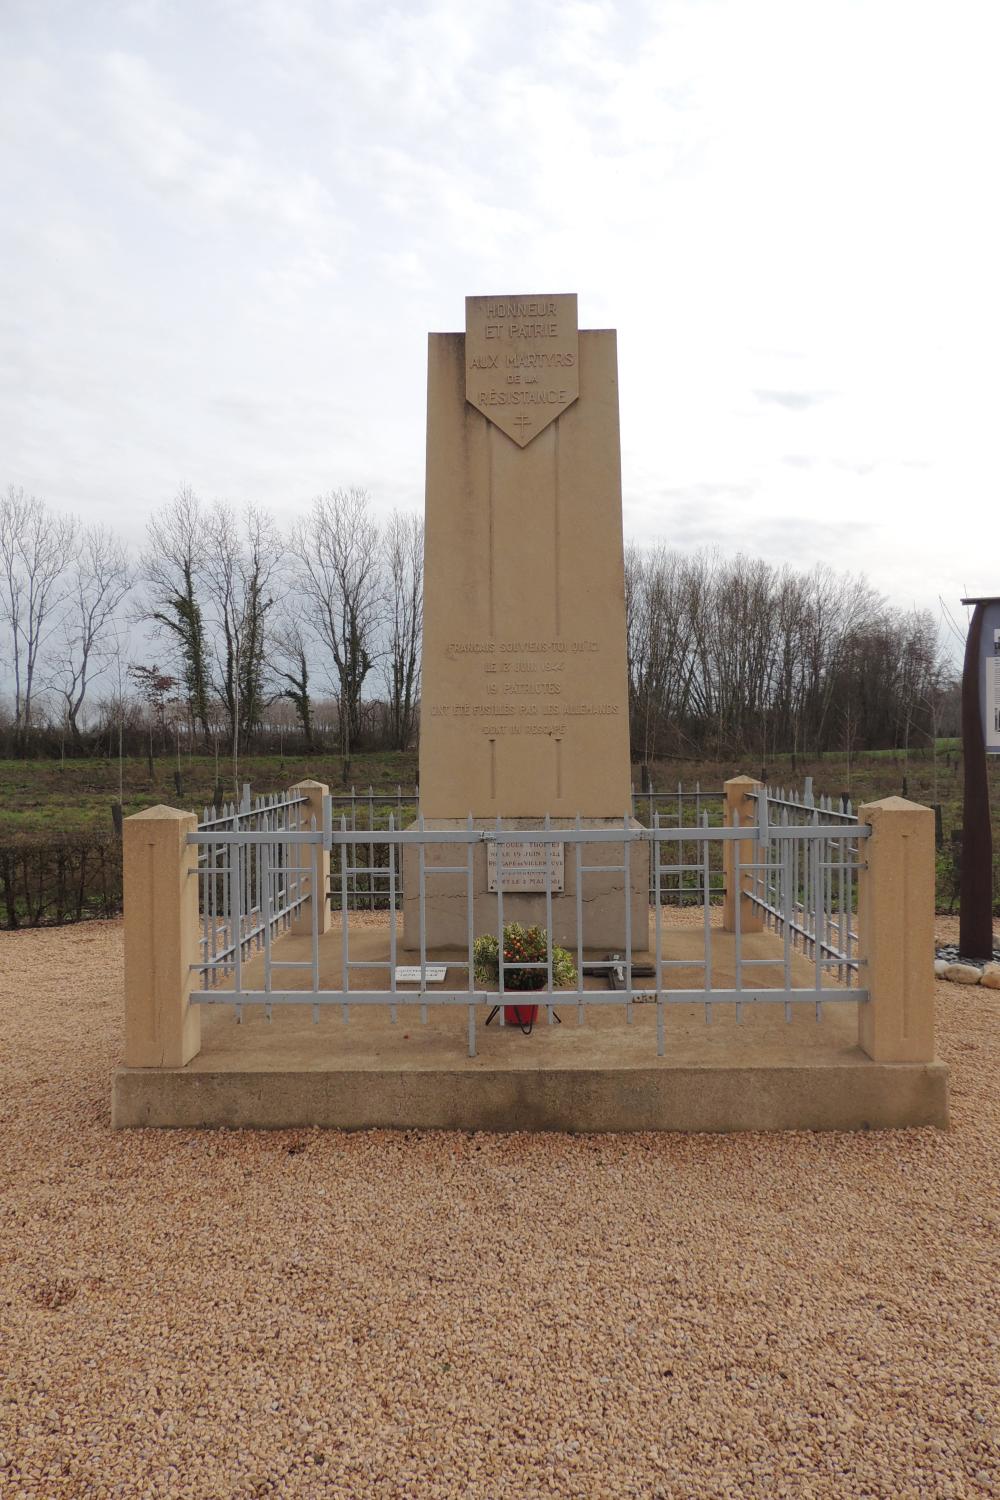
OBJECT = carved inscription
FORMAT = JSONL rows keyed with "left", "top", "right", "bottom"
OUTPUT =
{"left": 465, "top": 294, "right": 579, "bottom": 447}
{"left": 445, "top": 640, "right": 599, "bottom": 658}
{"left": 487, "top": 840, "right": 565, "bottom": 893}
{"left": 426, "top": 638, "right": 620, "bottom": 737}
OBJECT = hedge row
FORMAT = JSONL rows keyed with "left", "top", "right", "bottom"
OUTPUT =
{"left": 0, "top": 832, "right": 123, "bottom": 929}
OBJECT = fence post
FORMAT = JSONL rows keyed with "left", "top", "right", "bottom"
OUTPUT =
{"left": 289, "top": 779, "right": 330, "bottom": 937}
{"left": 723, "top": 776, "right": 763, "bottom": 934}
{"left": 857, "top": 797, "right": 936, "bottom": 1063}
{"left": 123, "top": 805, "right": 200, "bottom": 1068}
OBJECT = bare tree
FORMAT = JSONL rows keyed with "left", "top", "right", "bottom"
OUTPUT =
{"left": 203, "top": 503, "right": 282, "bottom": 767}
{"left": 0, "top": 486, "right": 76, "bottom": 754}
{"left": 382, "top": 510, "right": 423, "bottom": 751}
{"left": 626, "top": 543, "right": 698, "bottom": 764}
{"left": 141, "top": 486, "right": 212, "bottom": 746}
{"left": 290, "top": 488, "right": 382, "bottom": 769}
{"left": 52, "top": 525, "right": 131, "bottom": 749}
{"left": 272, "top": 613, "right": 317, "bottom": 750}
{"left": 623, "top": 543, "right": 952, "bottom": 761}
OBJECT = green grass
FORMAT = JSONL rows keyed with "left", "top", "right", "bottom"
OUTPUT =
{"left": 643, "top": 746, "right": 1000, "bottom": 914}
{"left": 0, "top": 751, "right": 419, "bottom": 837}
{"left": 2, "top": 745, "right": 997, "bottom": 914}
{"left": 1, "top": 745, "right": 993, "bottom": 839}
{"left": 849, "top": 739, "right": 960, "bottom": 761}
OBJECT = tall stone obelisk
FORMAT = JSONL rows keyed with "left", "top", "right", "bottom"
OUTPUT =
{"left": 418, "top": 294, "right": 632, "bottom": 817}
{"left": 405, "top": 293, "right": 643, "bottom": 950}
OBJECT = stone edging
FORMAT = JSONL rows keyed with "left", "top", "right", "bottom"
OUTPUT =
{"left": 934, "top": 959, "right": 1000, "bottom": 989}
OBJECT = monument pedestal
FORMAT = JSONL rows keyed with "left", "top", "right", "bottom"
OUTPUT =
{"left": 401, "top": 818, "right": 648, "bottom": 953}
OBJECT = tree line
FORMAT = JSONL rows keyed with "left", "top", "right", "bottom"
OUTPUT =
{"left": 1, "top": 482, "right": 956, "bottom": 769}
{"left": 625, "top": 545, "right": 956, "bottom": 763}
{"left": 0, "top": 484, "right": 423, "bottom": 771}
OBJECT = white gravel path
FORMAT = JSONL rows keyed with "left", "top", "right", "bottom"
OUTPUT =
{"left": 0, "top": 916, "right": 997, "bottom": 1499}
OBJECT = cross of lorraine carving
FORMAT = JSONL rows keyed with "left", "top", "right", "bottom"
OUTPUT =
{"left": 465, "top": 293, "right": 580, "bottom": 448}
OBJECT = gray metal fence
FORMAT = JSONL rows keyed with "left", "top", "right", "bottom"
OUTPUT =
{"left": 188, "top": 786, "right": 870, "bottom": 1058}
{"left": 196, "top": 782, "right": 728, "bottom": 913}
{"left": 196, "top": 785, "right": 311, "bottom": 980}
{"left": 746, "top": 782, "right": 863, "bottom": 985}
{"left": 633, "top": 781, "right": 726, "bottom": 905}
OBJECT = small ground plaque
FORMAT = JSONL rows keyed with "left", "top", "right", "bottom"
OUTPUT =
{"left": 487, "top": 841, "right": 565, "bottom": 893}
{"left": 394, "top": 965, "right": 448, "bottom": 984}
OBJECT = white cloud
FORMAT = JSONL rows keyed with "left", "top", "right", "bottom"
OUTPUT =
{"left": 100, "top": 50, "right": 344, "bottom": 256}
{"left": 0, "top": 0, "right": 997, "bottom": 626}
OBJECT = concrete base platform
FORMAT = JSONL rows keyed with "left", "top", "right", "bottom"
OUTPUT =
{"left": 113, "top": 1054, "right": 948, "bottom": 1133}
{"left": 112, "top": 918, "right": 948, "bottom": 1131}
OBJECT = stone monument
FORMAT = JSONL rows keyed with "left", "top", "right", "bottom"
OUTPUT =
{"left": 403, "top": 294, "right": 646, "bottom": 950}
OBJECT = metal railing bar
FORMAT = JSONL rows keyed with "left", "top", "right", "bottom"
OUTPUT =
{"left": 418, "top": 812, "right": 428, "bottom": 1023}
{"left": 388, "top": 813, "right": 398, "bottom": 1023}
{"left": 746, "top": 897, "right": 860, "bottom": 967}
{"left": 262, "top": 837, "right": 273, "bottom": 1002}
{"left": 188, "top": 823, "right": 871, "bottom": 849}
{"left": 302, "top": 949, "right": 856, "bottom": 979}
{"left": 229, "top": 844, "right": 242, "bottom": 1021}
{"left": 192, "top": 986, "right": 866, "bottom": 1008}
{"left": 197, "top": 794, "right": 309, "bottom": 830}
{"left": 751, "top": 792, "right": 858, "bottom": 825}
{"left": 575, "top": 812, "right": 585, "bottom": 1028}
{"left": 623, "top": 807, "right": 633, "bottom": 1026}
{"left": 466, "top": 812, "right": 476, "bottom": 1056}
{"left": 654, "top": 808, "right": 664, "bottom": 1056}
{"left": 194, "top": 958, "right": 316, "bottom": 973}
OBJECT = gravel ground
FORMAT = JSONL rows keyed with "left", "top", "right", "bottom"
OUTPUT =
{"left": 1, "top": 917, "right": 998, "bottom": 1500}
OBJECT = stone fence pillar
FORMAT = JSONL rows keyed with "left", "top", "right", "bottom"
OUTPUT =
{"left": 123, "top": 805, "right": 201, "bottom": 1068}
{"left": 723, "top": 776, "right": 764, "bottom": 935}
{"left": 288, "top": 779, "right": 330, "bottom": 937}
{"left": 857, "top": 797, "right": 936, "bottom": 1063}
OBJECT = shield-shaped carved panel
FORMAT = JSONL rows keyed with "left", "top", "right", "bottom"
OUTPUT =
{"left": 465, "top": 293, "right": 579, "bottom": 447}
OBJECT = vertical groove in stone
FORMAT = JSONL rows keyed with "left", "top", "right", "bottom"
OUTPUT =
{"left": 488, "top": 421, "right": 495, "bottom": 638}
{"left": 554, "top": 420, "right": 561, "bottom": 638}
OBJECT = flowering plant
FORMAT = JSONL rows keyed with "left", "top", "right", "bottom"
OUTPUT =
{"left": 473, "top": 922, "right": 577, "bottom": 991}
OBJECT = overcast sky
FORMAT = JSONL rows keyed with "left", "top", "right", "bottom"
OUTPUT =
{"left": 3, "top": 0, "right": 998, "bottom": 633}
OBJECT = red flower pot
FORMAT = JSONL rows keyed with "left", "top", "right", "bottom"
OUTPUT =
{"left": 503, "top": 1004, "right": 538, "bottom": 1030}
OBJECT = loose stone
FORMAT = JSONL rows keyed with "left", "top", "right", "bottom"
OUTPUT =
{"left": 943, "top": 963, "right": 982, "bottom": 985}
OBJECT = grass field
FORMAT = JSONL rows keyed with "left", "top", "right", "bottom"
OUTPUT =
{"left": 649, "top": 741, "right": 986, "bottom": 839}
{"left": 1, "top": 742, "right": 997, "bottom": 913}
{"left": 0, "top": 750, "right": 419, "bottom": 835}
{"left": 645, "top": 745, "right": 999, "bottom": 914}
{"left": 0, "top": 742, "right": 993, "bottom": 834}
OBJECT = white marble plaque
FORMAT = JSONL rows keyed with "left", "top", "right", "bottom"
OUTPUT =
{"left": 394, "top": 965, "right": 448, "bottom": 983}
{"left": 487, "top": 840, "right": 565, "bottom": 892}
